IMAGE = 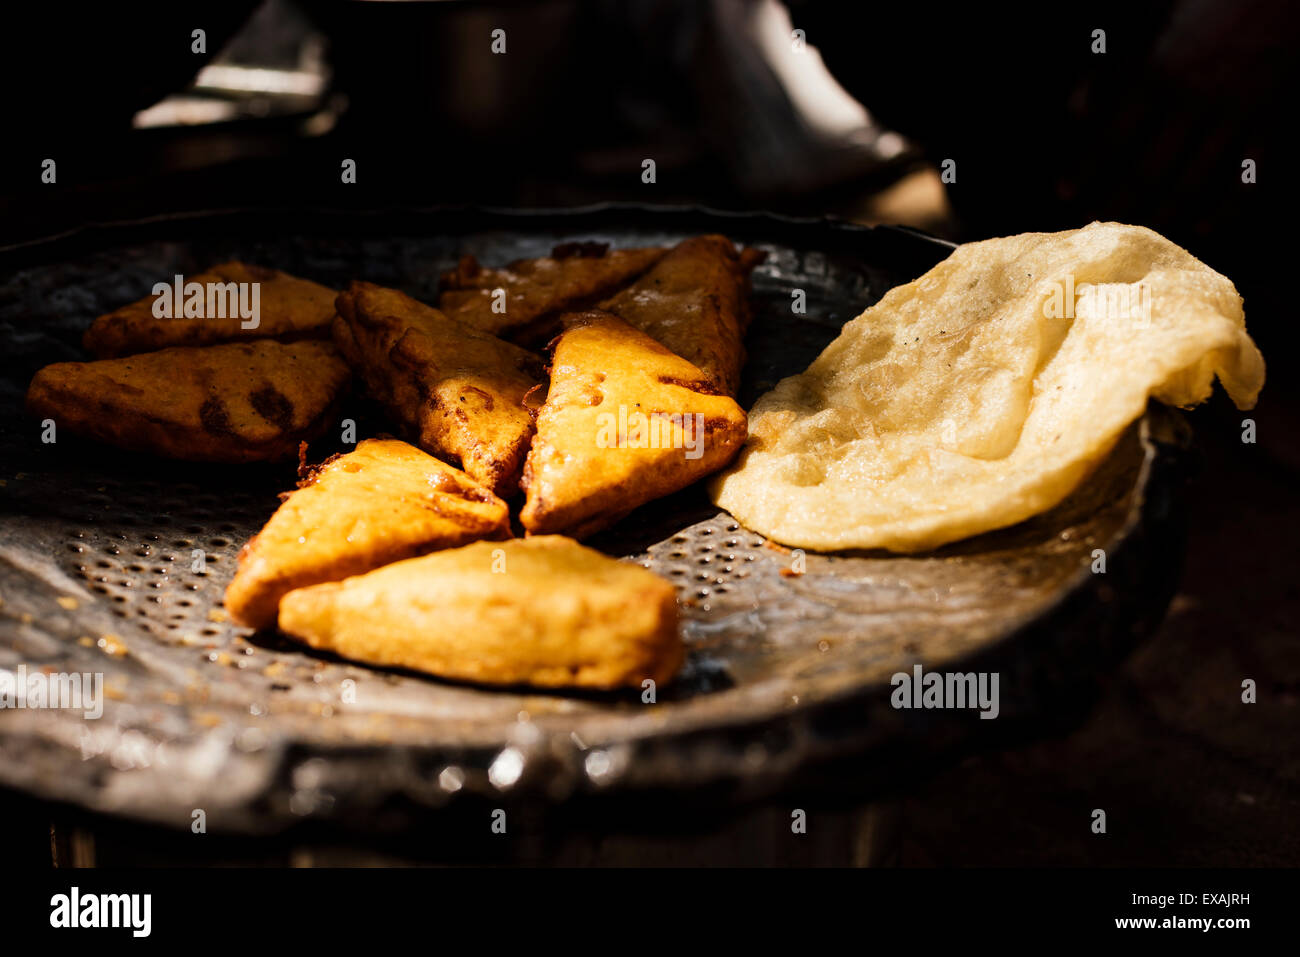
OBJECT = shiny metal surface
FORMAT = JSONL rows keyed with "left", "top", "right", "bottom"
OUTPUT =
{"left": 0, "top": 206, "right": 1188, "bottom": 834}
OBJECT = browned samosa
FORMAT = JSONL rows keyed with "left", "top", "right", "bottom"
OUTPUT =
{"left": 333, "top": 281, "right": 543, "bottom": 497}
{"left": 438, "top": 241, "right": 666, "bottom": 342}
{"left": 225, "top": 438, "right": 511, "bottom": 629}
{"left": 26, "top": 339, "right": 349, "bottom": 463}
{"left": 83, "top": 262, "right": 337, "bottom": 358}
{"left": 278, "top": 536, "right": 684, "bottom": 690}
{"left": 598, "top": 235, "right": 765, "bottom": 396}
{"left": 520, "top": 312, "right": 748, "bottom": 538}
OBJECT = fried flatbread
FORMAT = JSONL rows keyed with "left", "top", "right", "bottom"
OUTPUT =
{"left": 438, "top": 241, "right": 667, "bottom": 341}
{"left": 333, "top": 281, "right": 543, "bottom": 498}
{"left": 598, "top": 235, "right": 765, "bottom": 396}
{"left": 712, "top": 222, "right": 1266, "bottom": 552}
{"left": 225, "top": 438, "right": 510, "bottom": 630}
{"left": 83, "top": 262, "right": 337, "bottom": 358}
{"left": 278, "top": 536, "right": 683, "bottom": 689}
{"left": 25, "top": 339, "right": 349, "bottom": 463}
{"left": 520, "top": 312, "right": 748, "bottom": 538}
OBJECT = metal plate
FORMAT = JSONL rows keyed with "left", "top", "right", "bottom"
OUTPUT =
{"left": 0, "top": 206, "right": 1189, "bottom": 834}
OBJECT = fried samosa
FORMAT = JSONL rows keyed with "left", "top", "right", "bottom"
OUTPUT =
{"left": 83, "top": 262, "right": 337, "bottom": 359}
{"left": 438, "top": 241, "right": 666, "bottom": 341}
{"left": 224, "top": 438, "right": 511, "bottom": 630}
{"left": 25, "top": 339, "right": 349, "bottom": 462}
{"left": 520, "top": 312, "right": 748, "bottom": 538}
{"left": 278, "top": 536, "right": 684, "bottom": 689}
{"left": 598, "top": 235, "right": 765, "bottom": 396}
{"left": 333, "top": 281, "right": 543, "bottom": 498}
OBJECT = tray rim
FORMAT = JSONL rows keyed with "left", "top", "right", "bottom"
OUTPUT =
{"left": 0, "top": 201, "right": 958, "bottom": 266}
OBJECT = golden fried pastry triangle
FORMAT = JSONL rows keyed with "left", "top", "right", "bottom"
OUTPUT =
{"left": 438, "top": 241, "right": 667, "bottom": 342}
{"left": 520, "top": 312, "right": 748, "bottom": 539}
{"left": 598, "top": 234, "right": 765, "bottom": 396}
{"left": 278, "top": 536, "right": 683, "bottom": 689}
{"left": 225, "top": 438, "right": 510, "bottom": 629}
{"left": 333, "top": 281, "right": 543, "bottom": 498}
{"left": 25, "top": 339, "right": 349, "bottom": 462}
{"left": 83, "top": 261, "right": 337, "bottom": 358}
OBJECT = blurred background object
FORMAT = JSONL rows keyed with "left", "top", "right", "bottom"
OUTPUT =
{"left": 0, "top": 0, "right": 939, "bottom": 235}
{"left": 132, "top": 0, "right": 332, "bottom": 133}
{"left": 1, "top": 0, "right": 1293, "bottom": 241}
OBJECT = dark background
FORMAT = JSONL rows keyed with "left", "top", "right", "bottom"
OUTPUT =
{"left": 0, "top": 0, "right": 1296, "bottom": 865}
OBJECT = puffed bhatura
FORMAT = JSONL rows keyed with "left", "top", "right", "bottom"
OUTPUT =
{"left": 712, "top": 222, "right": 1265, "bottom": 552}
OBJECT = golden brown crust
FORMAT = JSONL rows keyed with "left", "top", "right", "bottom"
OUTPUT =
{"left": 277, "top": 536, "right": 684, "bottom": 689}
{"left": 597, "top": 235, "right": 764, "bottom": 396}
{"left": 333, "top": 281, "right": 543, "bottom": 497}
{"left": 225, "top": 438, "right": 511, "bottom": 630}
{"left": 25, "top": 339, "right": 350, "bottom": 463}
{"left": 438, "top": 243, "right": 667, "bottom": 341}
{"left": 82, "top": 262, "right": 337, "bottom": 359}
{"left": 520, "top": 311, "right": 748, "bottom": 538}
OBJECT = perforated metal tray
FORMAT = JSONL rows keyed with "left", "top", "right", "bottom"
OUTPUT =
{"left": 0, "top": 206, "right": 1189, "bottom": 834}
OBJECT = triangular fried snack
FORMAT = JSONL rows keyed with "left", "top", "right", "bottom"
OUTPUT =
{"left": 225, "top": 438, "right": 511, "bottom": 629}
{"left": 278, "top": 536, "right": 683, "bottom": 689}
{"left": 598, "top": 235, "right": 765, "bottom": 396}
{"left": 83, "top": 262, "right": 337, "bottom": 358}
{"left": 25, "top": 339, "right": 349, "bottom": 462}
{"left": 438, "top": 241, "right": 666, "bottom": 341}
{"left": 333, "top": 281, "right": 543, "bottom": 497}
{"left": 520, "top": 312, "right": 748, "bottom": 538}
